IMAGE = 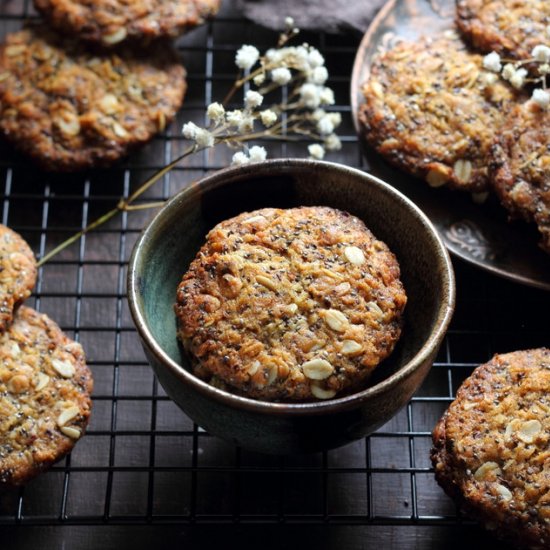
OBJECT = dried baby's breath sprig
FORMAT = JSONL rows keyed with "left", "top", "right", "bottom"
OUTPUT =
{"left": 37, "top": 22, "right": 342, "bottom": 267}
{"left": 482, "top": 43, "right": 550, "bottom": 108}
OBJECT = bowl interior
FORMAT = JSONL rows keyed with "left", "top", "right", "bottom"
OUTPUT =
{"left": 131, "top": 160, "right": 453, "bottom": 404}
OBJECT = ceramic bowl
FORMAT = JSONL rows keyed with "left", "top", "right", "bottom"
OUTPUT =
{"left": 127, "top": 159, "right": 455, "bottom": 454}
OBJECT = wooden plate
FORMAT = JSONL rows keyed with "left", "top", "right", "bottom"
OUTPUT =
{"left": 351, "top": 0, "right": 550, "bottom": 291}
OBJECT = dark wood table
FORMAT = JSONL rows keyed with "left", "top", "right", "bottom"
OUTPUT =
{"left": 1, "top": 2, "right": 548, "bottom": 548}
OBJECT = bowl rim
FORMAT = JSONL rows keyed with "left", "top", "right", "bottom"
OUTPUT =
{"left": 127, "top": 158, "right": 455, "bottom": 416}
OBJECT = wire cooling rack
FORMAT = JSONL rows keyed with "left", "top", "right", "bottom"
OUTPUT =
{"left": 0, "top": 2, "right": 549, "bottom": 549}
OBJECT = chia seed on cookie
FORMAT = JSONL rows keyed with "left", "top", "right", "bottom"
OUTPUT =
{"left": 175, "top": 206, "right": 407, "bottom": 402}
{"left": 359, "top": 32, "right": 520, "bottom": 193}
{"left": 0, "top": 306, "right": 92, "bottom": 488}
{"left": 490, "top": 101, "right": 550, "bottom": 254}
{"left": 431, "top": 349, "right": 550, "bottom": 549}
{"left": 0, "top": 25, "right": 186, "bottom": 171}
{"left": 0, "top": 224, "right": 37, "bottom": 332}
{"left": 33, "top": 0, "right": 222, "bottom": 46}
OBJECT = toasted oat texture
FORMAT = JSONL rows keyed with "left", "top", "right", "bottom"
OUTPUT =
{"left": 175, "top": 207, "right": 407, "bottom": 402}
{"left": 0, "top": 225, "right": 36, "bottom": 332}
{"left": 0, "top": 306, "right": 92, "bottom": 488}
{"left": 33, "top": 0, "right": 221, "bottom": 46}
{"left": 456, "top": 0, "right": 550, "bottom": 61}
{"left": 490, "top": 102, "right": 550, "bottom": 254}
{"left": 0, "top": 25, "right": 186, "bottom": 172}
{"left": 431, "top": 349, "right": 550, "bottom": 549}
{"left": 359, "top": 32, "right": 520, "bottom": 193}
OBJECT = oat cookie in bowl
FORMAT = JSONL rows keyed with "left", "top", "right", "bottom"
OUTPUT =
{"left": 431, "top": 349, "right": 550, "bottom": 549}
{"left": 0, "top": 224, "right": 37, "bottom": 332}
{"left": 358, "top": 32, "right": 521, "bottom": 194}
{"left": 128, "top": 159, "right": 455, "bottom": 454}
{"left": 33, "top": 0, "right": 222, "bottom": 47}
{"left": 0, "top": 25, "right": 186, "bottom": 172}
{"left": 175, "top": 206, "right": 406, "bottom": 402}
{"left": 0, "top": 306, "right": 92, "bottom": 488}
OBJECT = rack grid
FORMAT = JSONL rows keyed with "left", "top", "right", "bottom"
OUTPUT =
{"left": 0, "top": 2, "right": 549, "bottom": 548}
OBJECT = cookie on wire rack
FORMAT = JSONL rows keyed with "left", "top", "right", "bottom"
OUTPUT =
{"left": 0, "top": 224, "right": 37, "bottom": 333}
{"left": 0, "top": 24, "right": 187, "bottom": 172}
{"left": 431, "top": 349, "right": 550, "bottom": 549}
{"left": 33, "top": 0, "right": 222, "bottom": 46}
{"left": 0, "top": 306, "right": 93, "bottom": 488}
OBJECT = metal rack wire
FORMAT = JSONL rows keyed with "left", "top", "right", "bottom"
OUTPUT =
{"left": 0, "top": 1, "right": 549, "bottom": 548}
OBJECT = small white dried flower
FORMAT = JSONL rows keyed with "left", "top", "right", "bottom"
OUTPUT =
{"left": 319, "top": 87, "right": 335, "bottom": 106}
{"left": 317, "top": 116, "right": 335, "bottom": 135}
{"left": 260, "top": 109, "right": 278, "bottom": 127}
{"left": 285, "top": 16, "right": 295, "bottom": 27}
{"left": 182, "top": 121, "right": 200, "bottom": 139}
{"left": 265, "top": 48, "right": 282, "bottom": 64}
{"left": 226, "top": 110, "right": 244, "bottom": 128}
{"left": 300, "top": 83, "right": 321, "bottom": 108}
{"left": 510, "top": 67, "right": 528, "bottom": 89}
{"left": 324, "top": 133, "right": 342, "bottom": 151}
{"left": 312, "top": 108, "right": 326, "bottom": 121}
{"left": 539, "top": 63, "right": 550, "bottom": 76}
{"left": 327, "top": 112, "right": 342, "bottom": 127}
{"left": 310, "top": 66, "right": 329, "bottom": 85}
{"left": 308, "top": 143, "right": 325, "bottom": 160}
{"left": 532, "top": 88, "right": 550, "bottom": 109}
{"left": 195, "top": 128, "right": 215, "bottom": 148}
{"left": 483, "top": 51, "right": 502, "bottom": 72}
{"left": 307, "top": 48, "right": 325, "bottom": 69}
{"left": 248, "top": 145, "right": 267, "bottom": 162}
{"left": 501, "top": 63, "right": 516, "bottom": 81}
{"left": 238, "top": 115, "right": 255, "bottom": 133}
{"left": 231, "top": 151, "right": 250, "bottom": 166}
{"left": 532, "top": 44, "right": 550, "bottom": 63}
{"left": 271, "top": 67, "right": 292, "bottom": 85}
{"left": 245, "top": 90, "right": 264, "bottom": 109}
{"left": 206, "top": 102, "right": 225, "bottom": 123}
{"left": 293, "top": 45, "right": 310, "bottom": 70}
{"left": 253, "top": 73, "right": 266, "bottom": 86}
{"left": 235, "top": 45, "right": 260, "bottom": 70}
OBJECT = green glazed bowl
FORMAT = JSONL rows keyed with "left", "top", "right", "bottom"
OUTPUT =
{"left": 127, "top": 159, "right": 455, "bottom": 454}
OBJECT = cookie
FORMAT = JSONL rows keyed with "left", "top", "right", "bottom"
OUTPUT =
{"left": 359, "top": 32, "right": 520, "bottom": 193}
{"left": 0, "top": 25, "right": 186, "bottom": 171}
{"left": 175, "top": 206, "right": 407, "bottom": 402}
{"left": 0, "top": 306, "right": 92, "bottom": 488}
{"left": 0, "top": 224, "right": 37, "bottom": 332}
{"left": 33, "top": 0, "right": 222, "bottom": 46}
{"left": 431, "top": 349, "right": 550, "bottom": 549}
{"left": 490, "top": 101, "right": 550, "bottom": 254}
{"left": 456, "top": 0, "right": 550, "bottom": 62}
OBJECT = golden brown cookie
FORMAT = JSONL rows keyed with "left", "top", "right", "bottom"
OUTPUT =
{"left": 359, "top": 32, "right": 520, "bottom": 193}
{"left": 175, "top": 206, "right": 407, "bottom": 402}
{"left": 0, "top": 225, "right": 37, "bottom": 332}
{"left": 33, "top": 0, "right": 222, "bottom": 46}
{"left": 456, "top": 0, "right": 550, "bottom": 62}
{"left": 0, "top": 25, "right": 186, "bottom": 171}
{"left": 0, "top": 306, "right": 92, "bottom": 488}
{"left": 490, "top": 101, "right": 550, "bottom": 254}
{"left": 431, "top": 349, "right": 550, "bottom": 549}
